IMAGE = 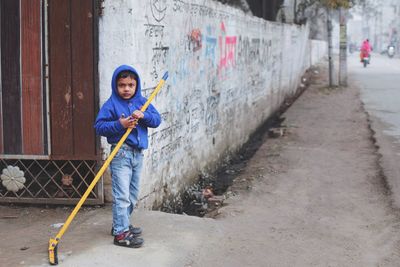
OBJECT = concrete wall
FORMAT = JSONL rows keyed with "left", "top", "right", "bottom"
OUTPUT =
{"left": 98, "top": 0, "right": 324, "bottom": 207}
{"left": 310, "top": 40, "right": 328, "bottom": 65}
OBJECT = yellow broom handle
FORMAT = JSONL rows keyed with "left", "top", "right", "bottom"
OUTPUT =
{"left": 51, "top": 72, "right": 168, "bottom": 244}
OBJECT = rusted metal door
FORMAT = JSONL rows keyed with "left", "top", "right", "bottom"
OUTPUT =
{"left": 0, "top": 0, "right": 102, "bottom": 204}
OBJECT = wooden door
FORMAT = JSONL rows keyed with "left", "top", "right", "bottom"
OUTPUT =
{"left": 0, "top": 0, "right": 98, "bottom": 160}
{"left": 48, "top": 0, "right": 97, "bottom": 160}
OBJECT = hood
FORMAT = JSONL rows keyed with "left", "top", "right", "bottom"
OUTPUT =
{"left": 111, "top": 65, "right": 142, "bottom": 100}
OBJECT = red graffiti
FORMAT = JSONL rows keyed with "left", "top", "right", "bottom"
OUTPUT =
{"left": 218, "top": 35, "right": 237, "bottom": 76}
{"left": 220, "top": 21, "right": 226, "bottom": 32}
{"left": 217, "top": 22, "right": 236, "bottom": 77}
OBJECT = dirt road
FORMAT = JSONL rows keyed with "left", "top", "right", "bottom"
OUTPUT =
{"left": 349, "top": 53, "right": 400, "bottom": 208}
{"left": 1, "top": 63, "right": 400, "bottom": 266}
{"left": 192, "top": 64, "right": 400, "bottom": 266}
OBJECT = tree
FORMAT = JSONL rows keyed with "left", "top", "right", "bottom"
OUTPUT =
{"left": 296, "top": 0, "right": 363, "bottom": 87}
{"left": 322, "top": 0, "right": 352, "bottom": 9}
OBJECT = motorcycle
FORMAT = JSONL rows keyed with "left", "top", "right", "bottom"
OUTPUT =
{"left": 362, "top": 56, "right": 370, "bottom": 67}
{"left": 360, "top": 50, "right": 370, "bottom": 67}
{"left": 388, "top": 45, "right": 395, "bottom": 58}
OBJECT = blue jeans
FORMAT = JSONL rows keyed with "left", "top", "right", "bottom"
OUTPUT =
{"left": 110, "top": 143, "right": 144, "bottom": 235}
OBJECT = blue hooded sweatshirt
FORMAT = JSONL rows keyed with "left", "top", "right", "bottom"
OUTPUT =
{"left": 94, "top": 65, "right": 161, "bottom": 149}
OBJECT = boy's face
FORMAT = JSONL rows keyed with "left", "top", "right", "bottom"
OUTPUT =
{"left": 117, "top": 76, "right": 137, "bottom": 100}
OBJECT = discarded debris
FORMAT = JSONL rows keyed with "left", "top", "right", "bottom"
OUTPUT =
{"left": 1, "top": 215, "right": 18, "bottom": 219}
{"left": 202, "top": 186, "right": 214, "bottom": 199}
{"left": 181, "top": 184, "right": 212, "bottom": 217}
{"left": 50, "top": 223, "right": 64, "bottom": 229}
{"left": 161, "top": 106, "right": 289, "bottom": 217}
{"left": 207, "top": 196, "right": 224, "bottom": 209}
{"left": 268, "top": 127, "right": 286, "bottom": 138}
{"left": 225, "top": 169, "right": 235, "bottom": 174}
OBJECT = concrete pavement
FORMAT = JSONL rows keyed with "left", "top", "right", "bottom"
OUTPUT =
{"left": 1, "top": 61, "right": 400, "bottom": 267}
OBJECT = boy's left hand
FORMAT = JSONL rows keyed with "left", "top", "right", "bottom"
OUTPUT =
{"left": 132, "top": 110, "right": 144, "bottom": 119}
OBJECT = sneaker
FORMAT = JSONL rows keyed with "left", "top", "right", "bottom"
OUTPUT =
{"left": 111, "top": 225, "right": 142, "bottom": 237}
{"left": 113, "top": 231, "right": 144, "bottom": 248}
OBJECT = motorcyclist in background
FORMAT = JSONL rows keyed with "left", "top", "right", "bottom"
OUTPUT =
{"left": 387, "top": 43, "right": 395, "bottom": 58}
{"left": 360, "top": 39, "right": 372, "bottom": 64}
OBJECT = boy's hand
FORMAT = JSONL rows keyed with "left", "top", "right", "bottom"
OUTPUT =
{"left": 119, "top": 115, "right": 138, "bottom": 129}
{"left": 132, "top": 110, "right": 144, "bottom": 120}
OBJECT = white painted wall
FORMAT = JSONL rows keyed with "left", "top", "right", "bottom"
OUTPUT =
{"left": 98, "top": 0, "right": 326, "bottom": 207}
{"left": 310, "top": 40, "right": 328, "bottom": 65}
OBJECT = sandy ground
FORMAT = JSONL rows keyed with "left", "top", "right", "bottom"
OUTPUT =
{"left": 1, "top": 63, "right": 400, "bottom": 267}
{"left": 195, "top": 64, "right": 400, "bottom": 266}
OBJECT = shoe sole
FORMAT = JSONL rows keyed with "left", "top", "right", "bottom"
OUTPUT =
{"left": 113, "top": 240, "right": 144, "bottom": 248}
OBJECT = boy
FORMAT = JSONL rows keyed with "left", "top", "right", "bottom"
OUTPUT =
{"left": 95, "top": 65, "right": 161, "bottom": 248}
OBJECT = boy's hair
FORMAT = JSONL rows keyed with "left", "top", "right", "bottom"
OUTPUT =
{"left": 116, "top": 70, "right": 138, "bottom": 83}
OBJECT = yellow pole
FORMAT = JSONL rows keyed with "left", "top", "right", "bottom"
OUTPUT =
{"left": 49, "top": 72, "right": 168, "bottom": 265}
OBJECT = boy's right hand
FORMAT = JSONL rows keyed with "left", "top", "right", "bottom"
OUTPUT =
{"left": 119, "top": 115, "right": 138, "bottom": 129}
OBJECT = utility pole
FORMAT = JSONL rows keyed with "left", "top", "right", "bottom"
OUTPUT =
{"left": 339, "top": 7, "right": 347, "bottom": 86}
{"left": 327, "top": 7, "right": 336, "bottom": 87}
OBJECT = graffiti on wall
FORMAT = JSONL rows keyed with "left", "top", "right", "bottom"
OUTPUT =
{"left": 145, "top": 0, "right": 170, "bottom": 82}
{"left": 188, "top": 29, "right": 202, "bottom": 52}
{"left": 172, "top": 0, "right": 230, "bottom": 20}
{"left": 144, "top": 23, "right": 164, "bottom": 38}
{"left": 150, "top": 42, "right": 169, "bottom": 80}
{"left": 205, "top": 95, "right": 220, "bottom": 134}
{"left": 218, "top": 22, "right": 236, "bottom": 79}
{"left": 106, "top": 0, "right": 315, "bottom": 203}
{"left": 205, "top": 28, "right": 217, "bottom": 65}
{"left": 151, "top": 0, "right": 167, "bottom": 22}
